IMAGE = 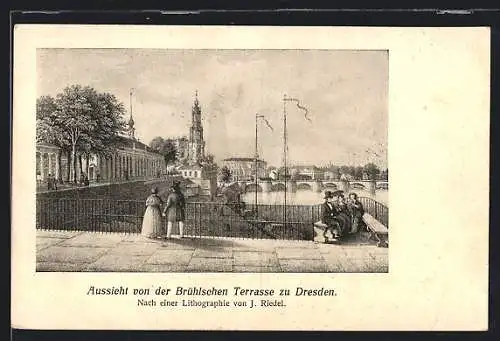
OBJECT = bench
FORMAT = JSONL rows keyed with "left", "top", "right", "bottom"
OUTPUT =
{"left": 362, "top": 213, "right": 388, "bottom": 248}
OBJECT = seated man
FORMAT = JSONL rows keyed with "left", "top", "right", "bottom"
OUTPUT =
{"left": 335, "top": 193, "right": 352, "bottom": 235}
{"left": 321, "top": 191, "right": 342, "bottom": 241}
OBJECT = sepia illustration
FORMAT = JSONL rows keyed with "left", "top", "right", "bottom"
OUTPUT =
{"left": 35, "top": 49, "right": 389, "bottom": 273}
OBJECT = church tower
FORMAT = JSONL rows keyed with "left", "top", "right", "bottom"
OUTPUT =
{"left": 187, "top": 90, "right": 205, "bottom": 165}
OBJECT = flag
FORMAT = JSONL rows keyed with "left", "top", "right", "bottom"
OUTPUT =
{"left": 257, "top": 114, "right": 274, "bottom": 132}
{"left": 262, "top": 117, "right": 274, "bottom": 131}
{"left": 285, "top": 97, "right": 312, "bottom": 122}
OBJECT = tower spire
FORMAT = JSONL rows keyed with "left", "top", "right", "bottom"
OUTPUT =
{"left": 188, "top": 90, "right": 205, "bottom": 165}
{"left": 128, "top": 88, "right": 135, "bottom": 139}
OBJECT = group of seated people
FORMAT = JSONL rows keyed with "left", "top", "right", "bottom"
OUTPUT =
{"left": 321, "top": 190, "right": 365, "bottom": 242}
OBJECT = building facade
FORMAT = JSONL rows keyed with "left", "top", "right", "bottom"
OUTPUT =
{"left": 36, "top": 108, "right": 166, "bottom": 184}
{"left": 290, "top": 165, "right": 324, "bottom": 180}
{"left": 221, "top": 157, "right": 268, "bottom": 182}
{"left": 179, "top": 164, "right": 204, "bottom": 179}
{"left": 187, "top": 91, "right": 205, "bottom": 165}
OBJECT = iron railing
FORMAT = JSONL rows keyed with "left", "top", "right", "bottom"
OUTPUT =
{"left": 358, "top": 196, "right": 388, "bottom": 228}
{"left": 36, "top": 198, "right": 322, "bottom": 241}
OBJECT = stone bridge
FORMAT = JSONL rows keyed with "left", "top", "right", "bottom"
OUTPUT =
{"left": 235, "top": 179, "right": 389, "bottom": 194}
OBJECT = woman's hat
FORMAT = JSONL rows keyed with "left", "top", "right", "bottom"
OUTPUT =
{"left": 324, "top": 191, "right": 333, "bottom": 199}
{"left": 151, "top": 187, "right": 158, "bottom": 194}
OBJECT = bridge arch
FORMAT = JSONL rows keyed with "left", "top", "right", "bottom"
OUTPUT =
{"left": 377, "top": 183, "right": 389, "bottom": 190}
{"left": 245, "top": 183, "right": 263, "bottom": 193}
{"left": 297, "top": 183, "right": 312, "bottom": 191}
{"left": 350, "top": 183, "right": 366, "bottom": 190}
{"left": 271, "top": 183, "right": 286, "bottom": 192}
{"left": 324, "top": 183, "right": 338, "bottom": 190}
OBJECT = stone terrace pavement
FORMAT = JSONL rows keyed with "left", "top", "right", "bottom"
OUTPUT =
{"left": 36, "top": 230, "right": 388, "bottom": 273}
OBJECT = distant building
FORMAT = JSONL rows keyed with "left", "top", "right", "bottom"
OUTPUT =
{"left": 179, "top": 163, "right": 217, "bottom": 199}
{"left": 221, "top": 157, "right": 267, "bottom": 182}
{"left": 323, "top": 171, "right": 337, "bottom": 180}
{"left": 179, "top": 163, "right": 204, "bottom": 179}
{"left": 290, "top": 165, "right": 324, "bottom": 180}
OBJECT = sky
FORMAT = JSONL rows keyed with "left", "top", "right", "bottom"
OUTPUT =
{"left": 37, "top": 49, "right": 388, "bottom": 169}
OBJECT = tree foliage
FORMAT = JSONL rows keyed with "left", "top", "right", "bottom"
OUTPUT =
{"left": 149, "top": 137, "right": 177, "bottom": 166}
{"left": 36, "top": 95, "right": 70, "bottom": 148}
{"left": 199, "top": 154, "right": 218, "bottom": 173}
{"left": 218, "top": 165, "right": 232, "bottom": 183}
{"left": 363, "top": 163, "right": 381, "bottom": 180}
{"left": 36, "top": 85, "right": 127, "bottom": 182}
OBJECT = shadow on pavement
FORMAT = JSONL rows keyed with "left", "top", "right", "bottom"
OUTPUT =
{"left": 319, "top": 230, "right": 378, "bottom": 246}
{"left": 158, "top": 236, "right": 243, "bottom": 250}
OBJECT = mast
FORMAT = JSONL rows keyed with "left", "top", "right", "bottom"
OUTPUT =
{"left": 130, "top": 88, "right": 133, "bottom": 118}
{"left": 283, "top": 94, "right": 287, "bottom": 225}
{"left": 255, "top": 113, "right": 259, "bottom": 219}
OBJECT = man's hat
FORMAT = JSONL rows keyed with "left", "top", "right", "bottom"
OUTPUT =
{"left": 332, "top": 190, "right": 344, "bottom": 197}
{"left": 323, "top": 190, "right": 333, "bottom": 199}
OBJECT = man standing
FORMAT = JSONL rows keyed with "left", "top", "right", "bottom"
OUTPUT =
{"left": 162, "top": 181, "right": 186, "bottom": 239}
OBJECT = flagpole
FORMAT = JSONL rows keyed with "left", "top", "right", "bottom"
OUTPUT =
{"left": 283, "top": 94, "right": 287, "bottom": 226}
{"left": 255, "top": 113, "right": 259, "bottom": 220}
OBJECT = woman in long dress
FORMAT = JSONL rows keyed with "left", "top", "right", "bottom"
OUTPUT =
{"left": 141, "top": 187, "right": 164, "bottom": 239}
{"left": 163, "top": 181, "right": 186, "bottom": 239}
{"left": 334, "top": 194, "right": 352, "bottom": 236}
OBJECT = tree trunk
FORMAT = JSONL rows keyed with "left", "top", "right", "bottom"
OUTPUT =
{"left": 85, "top": 153, "right": 90, "bottom": 177}
{"left": 78, "top": 154, "right": 83, "bottom": 180}
{"left": 65, "top": 150, "right": 71, "bottom": 182}
{"left": 57, "top": 149, "right": 63, "bottom": 184}
{"left": 72, "top": 143, "right": 77, "bottom": 183}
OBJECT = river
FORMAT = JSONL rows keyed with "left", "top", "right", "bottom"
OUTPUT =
{"left": 241, "top": 189, "right": 388, "bottom": 206}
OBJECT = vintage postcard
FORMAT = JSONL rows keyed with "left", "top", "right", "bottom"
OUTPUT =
{"left": 12, "top": 25, "right": 489, "bottom": 330}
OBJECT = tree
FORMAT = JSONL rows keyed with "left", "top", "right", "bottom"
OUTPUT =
{"left": 79, "top": 91, "right": 126, "bottom": 176}
{"left": 54, "top": 86, "right": 99, "bottom": 182}
{"left": 200, "top": 153, "right": 218, "bottom": 173}
{"left": 354, "top": 166, "right": 364, "bottom": 180}
{"left": 218, "top": 166, "right": 232, "bottom": 183}
{"left": 363, "top": 163, "right": 381, "bottom": 180}
{"left": 37, "top": 85, "right": 126, "bottom": 183}
{"left": 149, "top": 136, "right": 165, "bottom": 151}
{"left": 347, "top": 166, "right": 356, "bottom": 178}
{"left": 339, "top": 165, "right": 351, "bottom": 176}
{"left": 36, "top": 95, "right": 72, "bottom": 183}
{"left": 149, "top": 137, "right": 177, "bottom": 167}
